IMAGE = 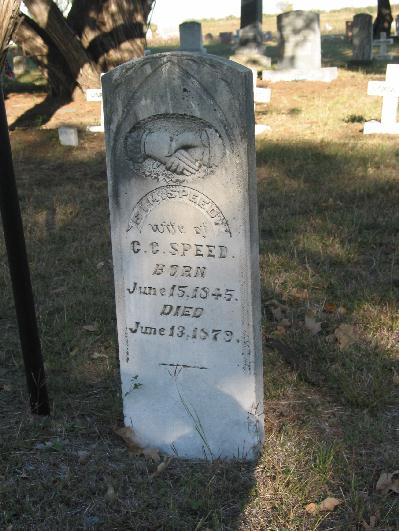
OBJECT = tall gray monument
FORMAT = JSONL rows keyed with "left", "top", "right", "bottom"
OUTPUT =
{"left": 352, "top": 13, "right": 373, "bottom": 62}
{"left": 233, "top": 0, "right": 270, "bottom": 69}
{"left": 102, "top": 52, "right": 264, "bottom": 460}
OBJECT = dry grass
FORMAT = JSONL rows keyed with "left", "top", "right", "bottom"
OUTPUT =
{"left": 1, "top": 12, "right": 399, "bottom": 531}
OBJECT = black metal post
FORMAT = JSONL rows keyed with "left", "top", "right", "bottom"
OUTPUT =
{"left": 0, "top": 87, "right": 50, "bottom": 415}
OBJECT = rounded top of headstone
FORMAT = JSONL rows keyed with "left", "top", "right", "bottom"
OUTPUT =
{"left": 353, "top": 13, "right": 373, "bottom": 20}
{"left": 179, "top": 21, "right": 201, "bottom": 28}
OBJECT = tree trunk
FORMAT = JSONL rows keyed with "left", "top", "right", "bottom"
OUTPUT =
{"left": 0, "top": 0, "right": 21, "bottom": 70}
{"left": 24, "top": 0, "right": 100, "bottom": 89}
{"left": 374, "top": 0, "right": 393, "bottom": 37}
{"left": 9, "top": 0, "right": 155, "bottom": 98}
{"left": 67, "top": 0, "right": 151, "bottom": 71}
{"left": 14, "top": 15, "right": 75, "bottom": 98}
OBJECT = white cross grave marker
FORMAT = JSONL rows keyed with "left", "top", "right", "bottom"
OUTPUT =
{"left": 86, "top": 87, "right": 104, "bottom": 133}
{"left": 364, "top": 64, "right": 399, "bottom": 135}
{"left": 252, "top": 69, "right": 272, "bottom": 136}
{"left": 373, "top": 32, "right": 393, "bottom": 60}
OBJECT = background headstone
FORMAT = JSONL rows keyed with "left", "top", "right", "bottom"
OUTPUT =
{"left": 373, "top": 31, "right": 393, "bottom": 60}
{"left": 13, "top": 56, "right": 27, "bottom": 76}
{"left": 364, "top": 64, "right": 399, "bottom": 134}
{"left": 179, "top": 22, "right": 206, "bottom": 53}
{"left": 219, "top": 32, "right": 233, "bottom": 44}
{"left": 233, "top": 0, "right": 271, "bottom": 70}
{"left": 103, "top": 52, "right": 264, "bottom": 460}
{"left": 58, "top": 126, "right": 79, "bottom": 146}
{"left": 277, "top": 10, "right": 321, "bottom": 70}
{"left": 239, "top": 0, "right": 263, "bottom": 49}
{"left": 352, "top": 13, "right": 373, "bottom": 62}
{"left": 86, "top": 84, "right": 104, "bottom": 133}
{"left": 262, "top": 10, "right": 337, "bottom": 83}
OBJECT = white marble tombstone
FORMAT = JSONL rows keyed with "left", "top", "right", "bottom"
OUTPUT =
{"left": 364, "top": 64, "right": 399, "bottom": 135}
{"left": 179, "top": 22, "right": 206, "bottom": 53}
{"left": 86, "top": 87, "right": 104, "bottom": 133}
{"left": 102, "top": 53, "right": 264, "bottom": 460}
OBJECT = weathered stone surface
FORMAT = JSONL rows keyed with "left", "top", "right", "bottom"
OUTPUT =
{"left": 352, "top": 14, "right": 373, "bottom": 62}
{"left": 179, "top": 22, "right": 206, "bottom": 53}
{"left": 102, "top": 52, "right": 264, "bottom": 460}
{"left": 277, "top": 10, "right": 321, "bottom": 70}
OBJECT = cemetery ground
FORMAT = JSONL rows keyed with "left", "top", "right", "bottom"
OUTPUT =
{"left": 1, "top": 47, "right": 399, "bottom": 531}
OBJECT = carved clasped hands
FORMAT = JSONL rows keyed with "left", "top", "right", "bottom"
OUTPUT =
{"left": 142, "top": 130, "right": 205, "bottom": 176}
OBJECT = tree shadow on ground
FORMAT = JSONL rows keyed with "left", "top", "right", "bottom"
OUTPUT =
{"left": 9, "top": 94, "right": 70, "bottom": 129}
{"left": 0, "top": 131, "right": 398, "bottom": 529}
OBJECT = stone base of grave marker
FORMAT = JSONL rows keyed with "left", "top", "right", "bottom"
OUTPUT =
{"left": 363, "top": 120, "right": 399, "bottom": 134}
{"left": 103, "top": 52, "right": 264, "bottom": 460}
{"left": 255, "top": 124, "right": 271, "bottom": 135}
{"left": 262, "top": 67, "right": 338, "bottom": 83}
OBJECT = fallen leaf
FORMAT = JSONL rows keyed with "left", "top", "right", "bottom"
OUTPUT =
{"left": 319, "top": 497, "right": 342, "bottom": 512}
{"left": 334, "top": 323, "right": 357, "bottom": 349}
{"left": 337, "top": 306, "right": 347, "bottom": 316}
{"left": 96, "top": 261, "right": 105, "bottom": 269}
{"left": 305, "top": 497, "right": 342, "bottom": 515}
{"left": 82, "top": 323, "right": 98, "bottom": 332}
{"left": 77, "top": 450, "right": 90, "bottom": 464}
{"left": 376, "top": 470, "right": 399, "bottom": 494}
{"left": 280, "top": 318, "right": 291, "bottom": 328}
{"left": 104, "top": 484, "right": 116, "bottom": 503}
{"left": 274, "top": 325, "right": 287, "bottom": 336}
{"left": 393, "top": 369, "right": 399, "bottom": 385}
{"left": 291, "top": 288, "right": 309, "bottom": 301}
{"left": 305, "top": 311, "right": 322, "bottom": 335}
{"left": 323, "top": 302, "right": 337, "bottom": 313}
{"left": 305, "top": 502, "right": 318, "bottom": 514}
{"left": 149, "top": 457, "right": 172, "bottom": 479}
{"left": 114, "top": 426, "right": 160, "bottom": 461}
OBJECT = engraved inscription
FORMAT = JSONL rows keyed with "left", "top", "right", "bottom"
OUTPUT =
{"left": 125, "top": 114, "right": 224, "bottom": 183}
{"left": 127, "top": 185, "right": 231, "bottom": 236}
